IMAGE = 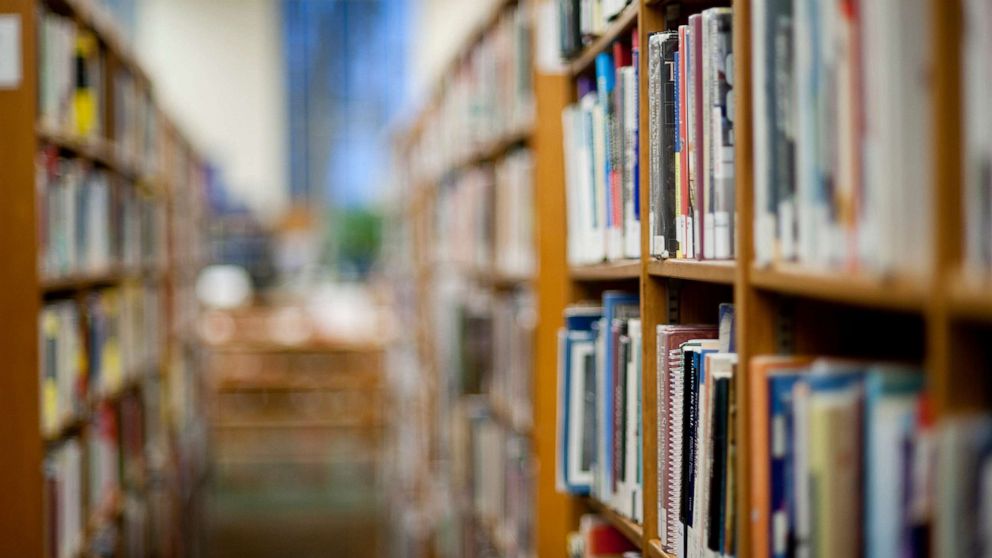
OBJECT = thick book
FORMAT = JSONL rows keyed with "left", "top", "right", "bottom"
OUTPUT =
{"left": 657, "top": 326, "right": 717, "bottom": 553}
{"left": 648, "top": 32, "right": 679, "bottom": 259}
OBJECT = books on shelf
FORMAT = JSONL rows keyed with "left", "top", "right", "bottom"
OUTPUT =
{"left": 436, "top": 167, "right": 493, "bottom": 273}
{"left": 962, "top": 0, "right": 992, "bottom": 279}
{"left": 936, "top": 413, "right": 992, "bottom": 558}
{"left": 646, "top": 9, "right": 735, "bottom": 262}
{"left": 562, "top": 29, "right": 640, "bottom": 265}
{"left": 38, "top": 148, "right": 164, "bottom": 281}
{"left": 751, "top": 0, "right": 932, "bottom": 275}
{"left": 495, "top": 149, "right": 536, "bottom": 278}
{"left": 40, "top": 9, "right": 104, "bottom": 139}
{"left": 557, "top": 0, "right": 635, "bottom": 59}
{"left": 40, "top": 301, "right": 86, "bottom": 438}
{"left": 748, "top": 358, "right": 929, "bottom": 558}
{"left": 556, "top": 291, "right": 642, "bottom": 523}
{"left": 656, "top": 304, "right": 736, "bottom": 558}
{"left": 408, "top": 0, "right": 533, "bottom": 183}
{"left": 44, "top": 439, "right": 84, "bottom": 558}
{"left": 490, "top": 290, "right": 536, "bottom": 430}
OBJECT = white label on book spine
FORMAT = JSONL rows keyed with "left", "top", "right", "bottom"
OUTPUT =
{"left": 773, "top": 511, "right": 788, "bottom": 555}
{"left": 771, "top": 414, "right": 786, "bottom": 458}
{"left": 0, "top": 15, "right": 21, "bottom": 89}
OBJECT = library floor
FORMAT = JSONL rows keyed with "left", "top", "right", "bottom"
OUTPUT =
{"left": 204, "top": 477, "right": 386, "bottom": 557}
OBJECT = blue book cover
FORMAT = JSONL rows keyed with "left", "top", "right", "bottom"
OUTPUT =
{"left": 768, "top": 371, "right": 804, "bottom": 558}
{"left": 596, "top": 52, "right": 616, "bottom": 231}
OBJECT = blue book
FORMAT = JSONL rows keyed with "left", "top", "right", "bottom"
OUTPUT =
{"left": 557, "top": 306, "right": 602, "bottom": 495}
{"left": 768, "top": 371, "right": 804, "bottom": 558}
{"left": 596, "top": 52, "right": 616, "bottom": 232}
{"left": 863, "top": 366, "right": 924, "bottom": 558}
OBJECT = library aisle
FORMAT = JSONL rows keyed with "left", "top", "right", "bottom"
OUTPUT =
{"left": 2, "top": 0, "right": 992, "bottom": 557}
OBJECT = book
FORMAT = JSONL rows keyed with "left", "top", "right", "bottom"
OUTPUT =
{"left": 557, "top": 305, "right": 603, "bottom": 494}
{"left": 648, "top": 31, "right": 679, "bottom": 259}
{"left": 963, "top": 0, "right": 992, "bottom": 277}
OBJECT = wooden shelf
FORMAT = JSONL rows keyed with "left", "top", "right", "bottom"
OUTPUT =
{"left": 586, "top": 497, "right": 643, "bottom": 547}
{"left": 570, "top": 260, "right": 640, "bottom": 281}
{"left": 645, "top": 539, "right": 675, "bottom": 558}
{"left": 569, "top": 4, "right": 639, "bottom": 77}
{"left": 750, "top": 263, "right": 929, "bottom": 312}
{"left": 41, "top": 271, "right": 125, "bottom": 296}
{"left": 647, "top": 259, "right": 736, "bottom": 284}
{"left": 947, "top": 273, "right": 992, "bottom": 321}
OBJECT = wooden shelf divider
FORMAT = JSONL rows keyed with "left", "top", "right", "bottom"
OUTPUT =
{"left": 646, "top": 259, "right": 736, "bottom": 284}
{"left": 569, "top": 260, "right": 641, "bottom": 281}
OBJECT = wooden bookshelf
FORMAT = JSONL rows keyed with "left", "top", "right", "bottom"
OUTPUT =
{"left": 393, "top": 0, "right": 977, "bottom": 556}
{"left": 529, "top": 0, "right": 977, "bottom": 556}
{"left": 0, "top": 0, "right": 206, "bottom": 554}
{"left": 570, "top": 260, "right": 641, "bottom": 281}
{"left": 569, "top": 3, "right": 639, "bottom": 77}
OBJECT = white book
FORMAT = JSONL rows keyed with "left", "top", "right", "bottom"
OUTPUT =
{"left": 621, "top": 66, "right": 640, "bottom": 260}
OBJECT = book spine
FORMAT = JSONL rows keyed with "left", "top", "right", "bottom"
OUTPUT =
{"left": 649, "top": 34, "right": 663, "bottom": 258}
{"left": 690, "top": 14, "right": 705, "bottom": 260}
{"left": 709, "top": 9, "right": 734, "bottom": 260}
{"left": 677, "top": 26, "right": 689, "bottom": 259}
{"left": 660, "top": 33, "right": 679, "bottom": 259}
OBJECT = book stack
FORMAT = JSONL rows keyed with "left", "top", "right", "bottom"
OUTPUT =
{"left": 751, "top": 0, "right": 932, "bottom": 274}
{"left": 562, "top": 30, "right": 641, "bottom": 265}
{"left": 39, "top": 8, "right": 104, "bottom": 138}
{"left": 937, "top": 414, "right": 992, "bottom": 558}
{"left": 656, "top": 304, "right": 736, "bottom": 558}
{"left": 44, "top": 439, "right": 84, "bottom": 558}
{"left": 490, "top": 290, "right": 536, "bottom": 431}
{"left": 558, "top": 0, "right": 635, "bottom": 59}
{"left": 494, "top": 149, "right": 536, "bottom": 279}
{"left": 436, "top": 168, "right": 493, "bottom": 273}
{"left": 748, "top": 359, "right": 928, "bottom": 557}
{"left": 39, "top": 302, "right": 86, "bottom": 439}
{"left": 411, "top": 0, "right": 533, "bottom": 182}
{"left": 963, "top": 0, "right": 992, "bottom": 279}
{"left": 37, "top": 150, "right": 113, "bottom": 279}
{"left": 646, "top": 10, "right": 735, "bottom": 261}
{"left": 113, "top": 70, "right": 158, "bottom": 173}
{"left": 556, "top": 291, "right": 642, "bottom": 523}
{"left": 452, "top": 399, "right": 534, "bottom": 558}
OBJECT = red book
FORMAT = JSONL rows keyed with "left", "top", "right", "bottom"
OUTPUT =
{"left": 582, "top": 514, "right": 639, "bottom": 557}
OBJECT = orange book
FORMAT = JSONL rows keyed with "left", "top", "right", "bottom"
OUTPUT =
{"left": 747, "top": 355, "right": 813, "bottom": 558}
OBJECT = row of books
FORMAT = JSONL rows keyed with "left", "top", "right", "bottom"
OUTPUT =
{"left": 749, "top": 358, "right": 927, "bottom": 558}
{"left": 963, "top": 0, "right": 992, "bottom": 278}
{"left": 38, "top": 150, "right": 165, "bottom": 280}
{"left": 113, "top": 69, "right": 159, "bottom": 174}
{"left": 466, "top": 411, "right": 534, "bottom": 558}
{"left": 655, "top": 307, "right": 736, "bottom": 558}
{"left": 45, "top": 394, "right": 147, "bottom": 558}
{"left": 490, "top": 290, "right": 536, "bottom": 431}
{"left": 40, "top": 9, "right": 103, "bottom": 138}
{"left": 556, "top": 291, "right": 643, "bottom": 523}
{"left": 494, "top": 149, "right": 536, "bottom": 278}
{"left": 562, "top": 31, "right": 641, "bottom": 265}
{"left": 435, "top": 148, "right": 535, "bottom": 277}
{"left": 751, "top": 0, "right": 931, "bottom": 274}
{"left": 558, "top": 0, "right": 635, "bottom": 59}
{"left": 40, "top": 288, "right": 161, "bottom": 438}
{"left": 647, "top": 10, "right": 735, "bottom": 261}
{"left": 407, "top": 0, "right": 533, "bottom": 183}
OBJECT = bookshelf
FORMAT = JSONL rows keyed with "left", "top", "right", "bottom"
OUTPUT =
{"left": 0, "top": 0, "right": 206, "bottom": 555}
{"left": 391, "top": 0, "right": 984, "bottom": 555}
{"left": 529, "top": 0, "right": 982, "bottom": 557}
{"left": 393, "top": 0, "right": 538, "bottom": 556}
